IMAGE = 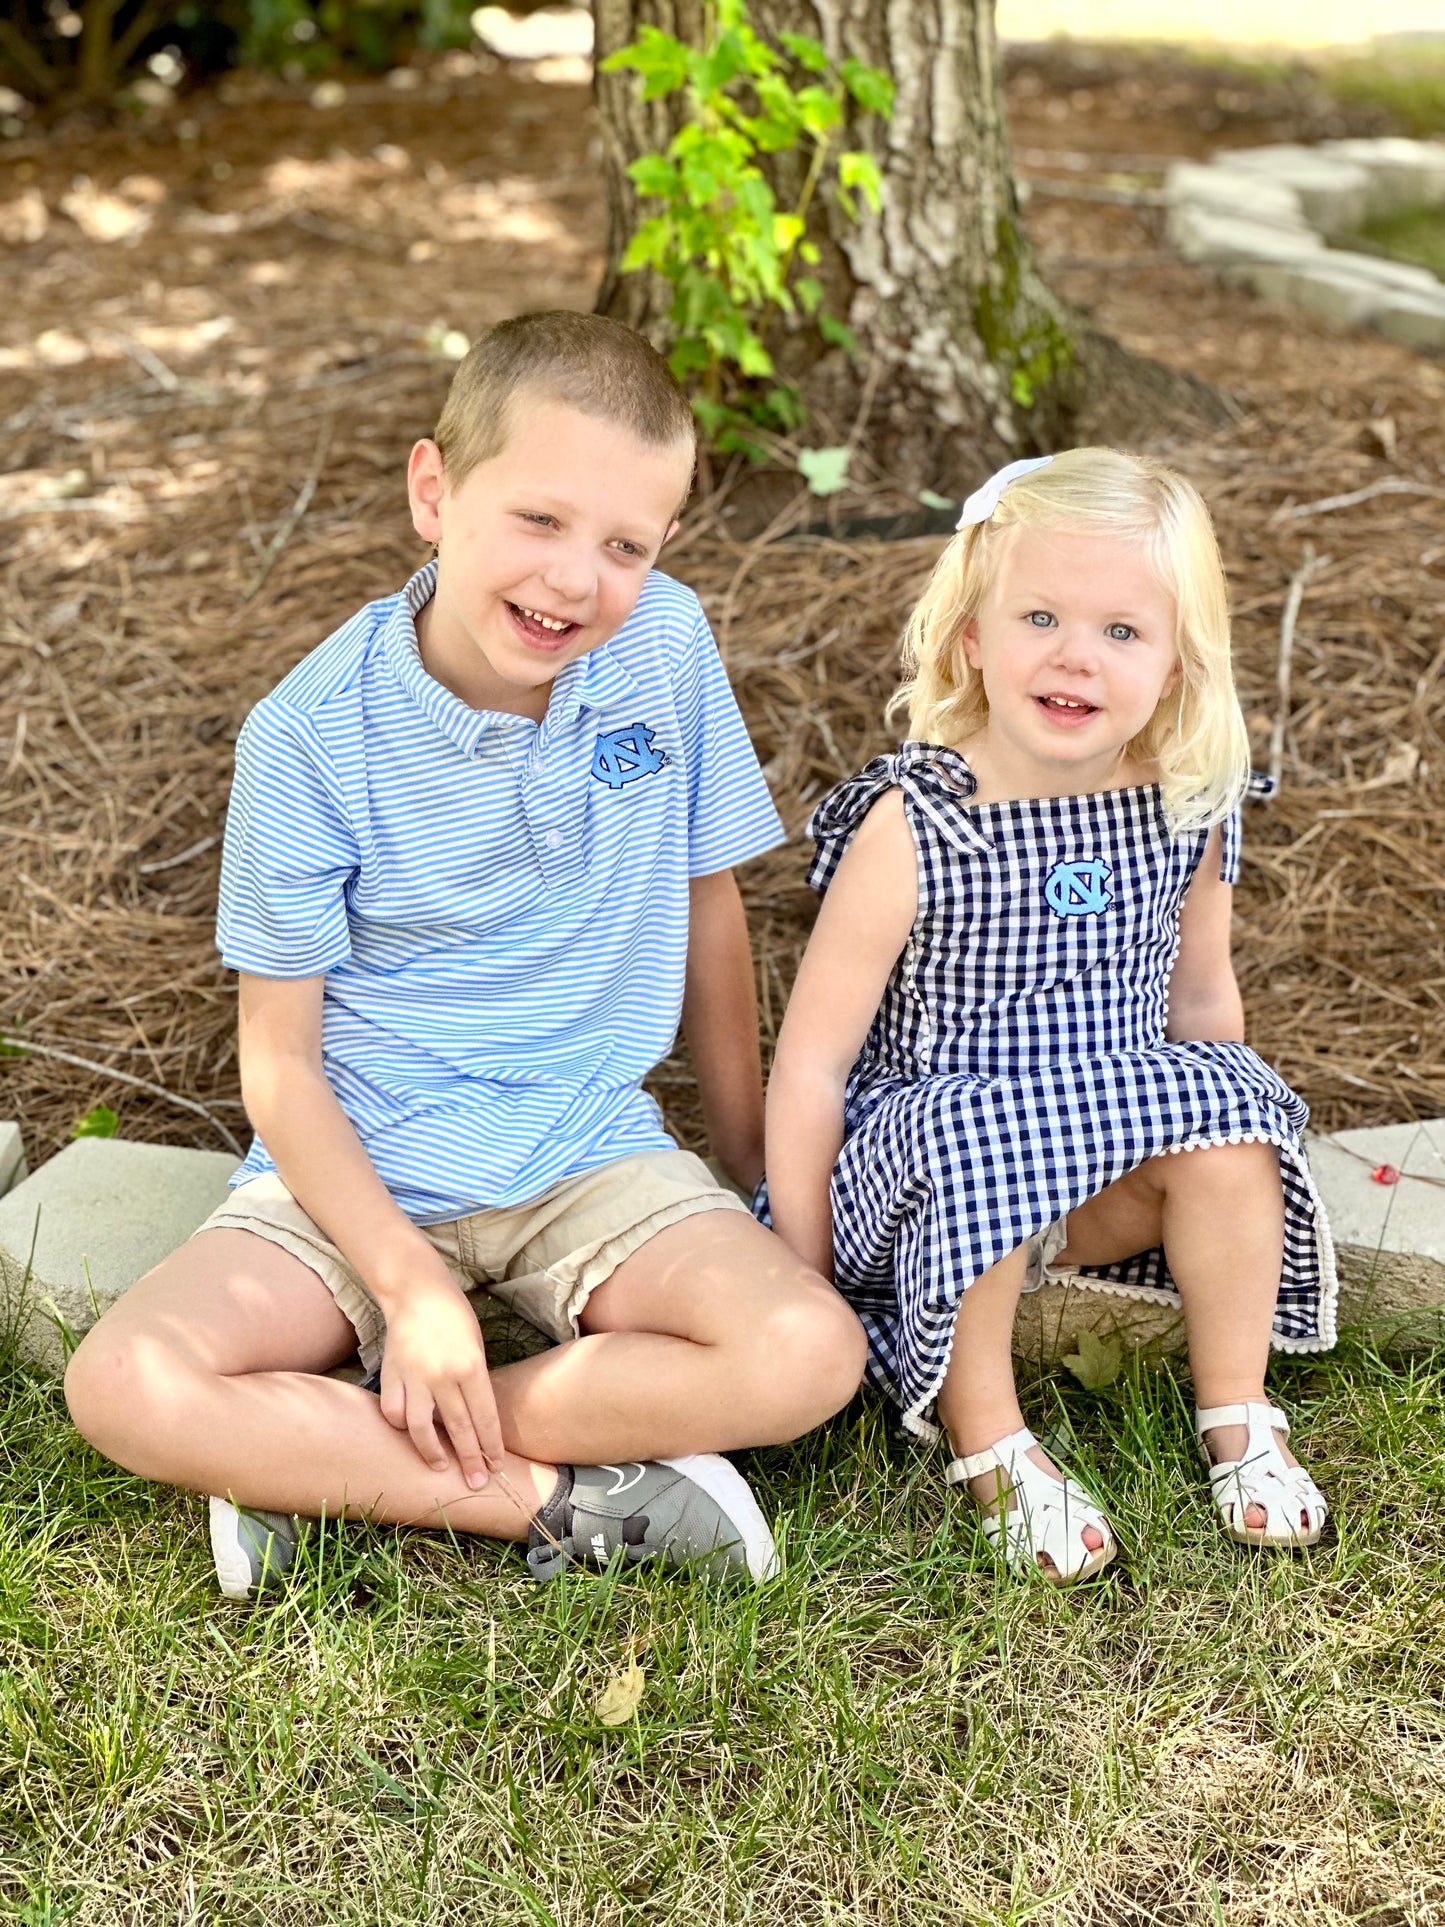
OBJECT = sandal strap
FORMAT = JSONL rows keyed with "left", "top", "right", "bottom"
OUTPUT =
{"left": 1208, "top": 1454, "right": 1327, "bottom": 1541}
{"left": 946, "top": 1426, "right": 1037, "bottom": 1486}
{"left": 1198, "top": 1403, "right": 1327, "bottom": 1545}
{"left": 1195, "top": 1400, "right": 1289, "bottom": 1440}
{"left": 947, "top": 1428, "right": 1115, "bottom": 1582}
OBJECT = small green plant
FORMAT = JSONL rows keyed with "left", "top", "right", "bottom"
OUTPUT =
{"left": 71, "top": 1105, "right": 118, "bottom": 1140}
{"left": 602, "top": 0, "right": 894, "bottom": 463}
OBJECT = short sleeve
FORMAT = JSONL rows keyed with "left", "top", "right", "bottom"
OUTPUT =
{"left": 217, "top": 701, "right": 359, "bottom": 976}
{"left": 672, "top": 610, "right": 783, "bottom": 876}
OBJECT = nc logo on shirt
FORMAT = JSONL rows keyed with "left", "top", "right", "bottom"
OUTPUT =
{"left": 592, "top": 722, "right": 669, "bottom": 791}
{"left": 1044, "top": 858, "right": 1113, "bottom": 918}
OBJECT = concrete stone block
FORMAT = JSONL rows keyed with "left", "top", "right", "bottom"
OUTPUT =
{"left": 1307, "top": 249, "right": 1442, "bottom": 294}
{"left": 0, "top": 1122, "right": 25, "bottom": 1198}
{"left": 1167, "top": 203, "right": 1325, "bottom": 267}
{"left": 1163, "top": 160, "right": 1309, "bottom": 226}
{"left": 1217, "top": 145, "right": 1371, "bottom": 234}
{"left": 1225, "top": 260, "right": 1385, "bottom": 327}
{"left": 1321, "top": 138, "right": 1445, "bottom": 218}
{"left": 1014, "top": 1119, "right": 1445, "bottom": 1366}
{"left": 0, "top": 1138, "right": 236, "bottom": 1374}
{"left": 1308, "top": 1119, "right": 1445, "bottom": 1267}
{"left": 1373, "top": 292, "right": 1445, "bottom": 351}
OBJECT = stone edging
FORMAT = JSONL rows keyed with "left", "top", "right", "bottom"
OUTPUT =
{"left": 1164, "top": 140, "right": 1445, "bottom": 350}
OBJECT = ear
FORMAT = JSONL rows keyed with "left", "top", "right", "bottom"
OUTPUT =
{"left": 960, "top": 617, "right": 982, "bottom": 669}
{"left": 407, "top": 439, "right": 446, "bottom": 545}
{"left": 658, "top": 517, "right": 681, "bottom": 551}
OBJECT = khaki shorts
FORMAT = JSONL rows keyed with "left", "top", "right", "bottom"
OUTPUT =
{"left": 198, "top": 1148, "right": 750, "bottom": 1376}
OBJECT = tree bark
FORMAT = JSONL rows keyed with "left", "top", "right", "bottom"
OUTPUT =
{"left": 593, "top": 0, "right": 1221, "bottom": 496}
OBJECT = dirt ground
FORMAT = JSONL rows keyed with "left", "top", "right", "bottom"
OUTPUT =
{"left": 1, "top": 44, "right": 1442, "bottom": 1163}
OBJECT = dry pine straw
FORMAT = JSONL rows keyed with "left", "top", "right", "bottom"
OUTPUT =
{"left": 1, "top": 342, "right": 1442, "bottom": 1162}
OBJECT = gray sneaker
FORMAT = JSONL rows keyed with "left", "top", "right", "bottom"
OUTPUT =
{"left": 526, "top": 1454, "right": 778, "bottom": 1584}
{"left": 209, "top": 1497, "right": 304, "bottom": 1600}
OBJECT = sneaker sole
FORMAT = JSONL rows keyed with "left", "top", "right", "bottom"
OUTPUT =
{"left": 660, "top": 1453, "right": 779, "bottom": 1582}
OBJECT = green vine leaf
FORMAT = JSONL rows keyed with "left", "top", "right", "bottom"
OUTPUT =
{"left": 72, "top": 1104, "right": 118, "bottom": 1139}
{"left": 778, "top": 31, "right": 829, "bottom": 72}
{"left": 607, "top": 0, "right": 893, "bottom": 455}
{"left": 798, "top": 445, "right": 851, "bottom": 496}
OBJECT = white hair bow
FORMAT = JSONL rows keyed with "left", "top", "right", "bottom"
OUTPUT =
{"left": 955, "top": 455, "right": 1054, "bottom": 529}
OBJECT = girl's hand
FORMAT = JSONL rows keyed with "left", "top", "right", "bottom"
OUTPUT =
{"left": 374, "top": 1261, "right": 504, "bottom": 1489}
{"left": 766, "top": 788, "right": 919, "bottom": 1274}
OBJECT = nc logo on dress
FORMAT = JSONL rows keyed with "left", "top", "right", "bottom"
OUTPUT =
{"left": 1044, "top": 858, "right": 1113, "bottom": 918}
{"left": 592, "top": 723, "right": 669, "bottom": 790}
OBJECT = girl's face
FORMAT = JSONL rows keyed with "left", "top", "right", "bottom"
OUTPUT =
{"left": 960, "top": 525, "right": 1181, "bottom": 793}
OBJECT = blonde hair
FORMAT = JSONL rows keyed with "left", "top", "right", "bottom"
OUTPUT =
{"left": 892, "top": 446, "right": 1250, "bottom": 832}
{"left": 433, "top": 311, "right": 696, "bottom": 491}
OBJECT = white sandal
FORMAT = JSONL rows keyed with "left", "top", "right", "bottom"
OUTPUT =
{"left": 946, "top": 1425, "right": 1117, "bottom": 1584}
{"left": 1195, "top": 1401, "right": 1327, "bottom": 1548}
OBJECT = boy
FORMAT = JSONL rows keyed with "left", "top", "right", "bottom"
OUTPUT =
{"left": 65, "top": 312, "right": 866, "bottom": 1595}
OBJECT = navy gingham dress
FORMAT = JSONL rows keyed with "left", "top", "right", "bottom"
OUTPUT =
{"left": 788, "top": 741, "right": 1337, "bottom": 1438}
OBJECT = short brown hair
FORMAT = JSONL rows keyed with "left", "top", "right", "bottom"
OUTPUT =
{"left": 433, "top": 311, "right": 696, "bottom": 490}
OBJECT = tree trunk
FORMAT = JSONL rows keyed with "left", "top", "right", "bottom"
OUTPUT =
{"left": 593, "top": 0, "right": 1220, "bottom": 496}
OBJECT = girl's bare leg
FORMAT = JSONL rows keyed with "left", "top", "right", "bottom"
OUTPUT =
{"left": 1059, "top": 1139, "right": 1300, "bottom": 1529}
{"left": 935, "top": 1244, "right": 1107, "bottom": 1569}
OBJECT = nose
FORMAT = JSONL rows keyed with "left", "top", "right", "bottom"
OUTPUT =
{"left": 540, "top": 539, "right": 596, "bottom": 608}
{"left": 1048, "top": 622, "right": 1099, "bottom": 674}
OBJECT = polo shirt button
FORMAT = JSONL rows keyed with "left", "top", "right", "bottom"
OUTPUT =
{"left": 544, "top": 828, "right": 564, "bottom": 850}
{"left": 470, "top": 746, "right": 484, "bottom": 761}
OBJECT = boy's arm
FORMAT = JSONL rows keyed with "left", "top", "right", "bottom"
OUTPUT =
{"left": 237, "top": 972, "right": 503, "bottom": 1489}
{"left": 682, "top": 869, "right": 767, "bottom": 1192}
{"left": 765, "top": 792, "right": 918, "bottom": 1280}
{"left": 1165, "top": 825, "right": 1245, "bottom": 1041}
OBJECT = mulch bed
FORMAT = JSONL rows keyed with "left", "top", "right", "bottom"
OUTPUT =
{"left": 2, "top": 47, "right": 1441, "bottom": 1163}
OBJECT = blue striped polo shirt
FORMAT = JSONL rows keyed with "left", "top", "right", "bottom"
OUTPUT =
{"left": 217, "top": 561, "right": 783, "bottom": 1219}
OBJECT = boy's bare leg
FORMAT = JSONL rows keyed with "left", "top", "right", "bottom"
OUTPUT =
{"left": 64, "top": 1231, "right": 552, "bottom": 1538}
{"left": 65, "top": 1214, "right": 865, "bottom": 1531}
{"left": 491, "top": 1211, "right": 866, "bottom": 1464}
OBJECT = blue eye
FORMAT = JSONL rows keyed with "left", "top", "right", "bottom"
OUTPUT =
{"left": 1107, "top": 623, "right": 1136, "bottom": 641}
{"left": 1027, "top": 610, "right": 1055, "bottom": 628}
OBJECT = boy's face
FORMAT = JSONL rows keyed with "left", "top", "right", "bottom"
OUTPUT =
{"left": 407, "top": 399, "right": 694, "bottom": 717}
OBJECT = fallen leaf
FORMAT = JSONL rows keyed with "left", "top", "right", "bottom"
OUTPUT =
{"left": 60, "top": 180, "right": 152, "bottom": 243}
{"left": 594, "top": 1661, "right": 645, "bottom": 1726}
{"left": 1061, "top": 1328, "right": 1124, "bottom": 1391}
{"left": 1, "top": 189, "right": 47, "bottom": 246}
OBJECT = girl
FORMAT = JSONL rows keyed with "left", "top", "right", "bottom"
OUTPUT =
{"left": 764, "top": 448, "right": 1336, "bottom": 1584}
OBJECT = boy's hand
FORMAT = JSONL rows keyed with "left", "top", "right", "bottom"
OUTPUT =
{"left": 375, "top": 1266, "right": 505, "bottom": 1490}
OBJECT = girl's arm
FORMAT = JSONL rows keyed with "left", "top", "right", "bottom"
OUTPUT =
{"left": 1166, "top": 824, "right": 1246, "bottom": 1041}
{"left": 766, "top": 790, "right": 920, "bottom": 1278}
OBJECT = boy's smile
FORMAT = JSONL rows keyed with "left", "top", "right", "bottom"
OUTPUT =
{"left": 961, "top": 527, "right": 1180, "bottom": 794}
{"left": 407, "top": 399, "right": 694, "bottom": 719}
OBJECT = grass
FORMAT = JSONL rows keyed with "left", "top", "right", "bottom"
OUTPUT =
{"left": 2, "top": 1339, "right": 1444, "bottom": 1926}
{"left": 1318, "top": 47, "right": 1445, "bottom": 142}
{"left": 1357, "top": 206, "right": 1445, "bottom": 279}
{"left": 1167, "top": 39, "right": 1445, "bottom": 140}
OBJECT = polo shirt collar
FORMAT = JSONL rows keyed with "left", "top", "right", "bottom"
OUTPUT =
{"left": 383, "top": 561, "right": 641, "bottom": 745}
